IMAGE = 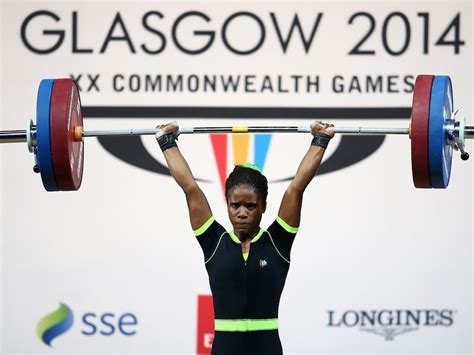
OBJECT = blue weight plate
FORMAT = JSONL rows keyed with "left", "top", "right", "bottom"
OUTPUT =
{"left": 36, "top": 79, "right": 59, "bottom": 191}
{"left": 428, "top": 76, "right": 453, "bottom": 188}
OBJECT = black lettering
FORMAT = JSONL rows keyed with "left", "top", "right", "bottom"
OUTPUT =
{"left": 342, "top": 310, "right": 359, "bottom": 327}
{"left": 72, "top": 11, "right": 93, "bottom": 53}
{"left": 87, "top": 74, "right": 100, "bottom": 92}
{"left": 366, "top": 76, "right": 383, "bottom": 92}
{"left": 100, "top": 12, "right": 136, "bottom": 53}
{"left": 307, "top": 76, "right": 319, "bottom": 92}
{"left": 395, "top": 309, "right": 403, "bottom": 326}
{"left": 291, "top": 75, "right": 302, "bottom": 91}
{"left": 221, "top": 75, "right": 240, "bottom": 92}
{"left": 348, "top": 12, "right": 376, "bottom": 55}
{"left": 418, "top": 13, "right": 429, "bottom": 54}
{"left": 378, "top": 310, "right": 394, "bottom": 326}
{"left": 349, "top": 76, "right": 361, "bottom": 93}
{"left": 222, "top": 12, "right": 265, "bottom": 55}
{"left": 113, "top": 74, "right": 125, "bottom": 92}
{"left": 387, "top": 75, "right": 399, "bottom": 93}
{"left": 261, "top": 76, "right": 273, "bottom": 92}
{"left": 21, "top": 10, "right": 65, "bottom": 54}
{"left": 439, "top": 310, "right": 454, "bottom": 326}
{"left": 141, "top": 11, "right": 166, "bottom": 54}
{"left": 424, "top": 310, "right": 438, "bottom": 326}
{"left": 277, "top": 76, "right": 289, "bottom": 93}
{"left": 360, "top": 310, "right": 376, "bottom": 326}
{"left": 129, "top": 74, "right": 141, "bottom": 92}
{"left": 333, "top": 75, "right": 344, "bottom": 93}
{"left": 270, "top": 13, "right": 323, "bottom": 53}
{"left": 435, "top": 13, "right": 465, "bottom": 54}
{"left": 405, "top": 310, "right": 421, "bottom": 326}
{"left": 167, "top": 75, "right": 183, "bottom": 91}
{"left": 245, "top": 75, "right": 256, "bottom": 92}
{"left": 404, "top": 75, "right": 415, "bottom": 93}
{"left": 327, "top": 310, "right": 341, "bottom": 326}
{"left": 204, "top": 75, "right": 216, "bottom": 92}
{"left": 382, "top": 12, "right": 411, "bottom": 56}
{"left": 172, "top": 11, "right": 215, "bottom": 55}
{"left": 188, "top": 75, "right": 199, "bottom": 92}
{"left": 145, "top": 75, "right": 162, "bottom": 91}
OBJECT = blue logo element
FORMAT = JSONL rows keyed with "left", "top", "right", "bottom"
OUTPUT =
{"left": 37, "top": 302, "right": 74, "bottom": 347}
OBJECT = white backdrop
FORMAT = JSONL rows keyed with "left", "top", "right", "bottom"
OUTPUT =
{"left": 1, "top": 0, "right": 473, "bottom": 354}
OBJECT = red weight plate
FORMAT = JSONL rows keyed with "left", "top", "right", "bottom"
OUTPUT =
{"left": 50, "top": 79, "right": 84, "bottom": 190}
{"left": 411, "top": 75, "right": 434, "bottom": 188}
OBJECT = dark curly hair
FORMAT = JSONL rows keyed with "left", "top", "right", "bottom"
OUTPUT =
{"left": 225, "top": 164, "right": 268, "bottom": 203}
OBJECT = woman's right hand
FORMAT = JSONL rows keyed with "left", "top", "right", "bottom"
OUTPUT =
{"left": 310, "top": 121, "right": 335, "bottom": 138}
{"left": 156, "top": 121, "right": 179, "bottom": 138}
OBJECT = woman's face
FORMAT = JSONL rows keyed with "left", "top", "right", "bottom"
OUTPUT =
{"left": 227, "top": 185, "right": 266, "bottom": 239}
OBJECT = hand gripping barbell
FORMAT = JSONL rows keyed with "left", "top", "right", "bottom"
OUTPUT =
{"left": 0, "top": 75, "right": 471, "bottom": 191}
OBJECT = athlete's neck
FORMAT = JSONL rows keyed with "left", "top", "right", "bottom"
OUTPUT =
{"left": 234, "top": 228, "right": 260, "bottom": 243}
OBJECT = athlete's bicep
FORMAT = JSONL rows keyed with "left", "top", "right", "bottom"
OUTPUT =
{"left": 185, "top": 184, "right": 213, "bottom": 231}
{"left": 277, "top": 185, "right": 303, "bottom": 228}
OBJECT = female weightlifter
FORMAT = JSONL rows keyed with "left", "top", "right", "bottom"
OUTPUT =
{"left": 155, "top": 121, "right": 334, "bottom": 355}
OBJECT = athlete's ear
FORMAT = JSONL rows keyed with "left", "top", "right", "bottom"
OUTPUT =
{"left": 261, "top": 201, "right": 267, "bottom": 213}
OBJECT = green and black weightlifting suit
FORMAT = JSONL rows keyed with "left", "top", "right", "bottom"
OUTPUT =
{"left": 193, "top": 216, "right": 298, "bottom": 355}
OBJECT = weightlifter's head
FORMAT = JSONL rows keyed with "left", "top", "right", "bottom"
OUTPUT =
{"left": 225, "top": 164, "right": 268, "bottom": 238}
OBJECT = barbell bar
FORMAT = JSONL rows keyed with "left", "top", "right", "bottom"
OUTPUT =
{"left": 1, "top": 125, "right": 413, "bottom": 141}
{"left": 0, "top": 75, "right": 471, "bottom": 191}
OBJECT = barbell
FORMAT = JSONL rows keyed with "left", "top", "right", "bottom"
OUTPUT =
{"left": 0, "top": 75, "right": 471, "bottom": 191}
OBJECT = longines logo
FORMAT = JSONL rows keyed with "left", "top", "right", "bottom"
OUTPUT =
{"left": 328, "top": 309, "right": 456, "bottom": 341}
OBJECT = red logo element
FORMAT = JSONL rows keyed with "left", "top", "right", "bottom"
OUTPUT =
{"left": 196, "top": 295, "right": 215, "bottom": 354}
{"left": 210, "top": 134, "right": 228, "bottom": 195}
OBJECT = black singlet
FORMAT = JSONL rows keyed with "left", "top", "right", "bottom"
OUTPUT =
{"left": 194, "top": 216, "right": 298, "bottom": 355}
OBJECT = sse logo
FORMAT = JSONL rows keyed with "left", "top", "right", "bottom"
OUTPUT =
{"left": 37, "top": 303, "right": 74, "bottom": 347}
{"left": 37, "top": 302, "right": 138, "bottom": 348}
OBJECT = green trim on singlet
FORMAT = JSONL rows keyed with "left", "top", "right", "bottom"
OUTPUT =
{"left": 205, "top": 231, "right": 227, "bottom": 264}
{"left": 267, "top": 230, "right": 291, "bottom": 264}
{"left": 229, "top": 231, "right": 241, "bottom": 243}
{"left": 214, "top": 318, "right": 278, "bottom": 332}
{"left": 229, "top": 228, "right": 264, "bottom": 244}
{"left": 193, "top": 216, "right": 215, "bottom": 236}
{"left": 276, "top": 216, "right": 299, "bottom": 234}
{"left": 251, "top": 228, "right": 265, "bottom": 243}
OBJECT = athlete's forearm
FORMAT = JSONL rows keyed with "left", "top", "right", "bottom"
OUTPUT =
{"left": 162, "top": 146, "right": 198, "bottom": 193}
{"left": 278, "top": 123, "right": 332, "bottom": 226}
{"left": 156, "top": 123, "right": 212, "bottom": 228}
{"left": 289, "top": 145, "right": 326, "bottom": 195}
{"left": 162, "top": 146, "right": 212, "bottom": 229}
